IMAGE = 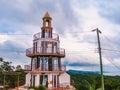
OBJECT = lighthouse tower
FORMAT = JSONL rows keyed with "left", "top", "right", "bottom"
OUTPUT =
{"left": 25, "top": 12, "right": 70, "bottom": 89}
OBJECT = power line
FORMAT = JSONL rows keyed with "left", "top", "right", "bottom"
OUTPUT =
{"left": 101, "top": 34, "right": 118, "bottom": 51}
{"left": 100, "top": 34, "right": 120, "bottom": 71}
{"left": 67, "top": 31, "right": 92, "bottom": 34}
{"left": 0, "top": 33, "right": 33, "bottom": 35}
{"left": 102, "top": 54, "right": 120, "bottom": 71}
{"left": 0, "top": 31, "right": 94, "bottom": 36}
{"left": 2, "top": 45, "right": 118, "bottom": 55}
{"left": 102, "top": 48, "right": 120, "bottom": 53}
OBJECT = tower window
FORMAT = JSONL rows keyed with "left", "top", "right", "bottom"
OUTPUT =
{"left": 45, "top": 21, "right": 49, "bottom": 27}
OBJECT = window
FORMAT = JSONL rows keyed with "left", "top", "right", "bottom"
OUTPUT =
{"left": 45, "top": 21, "right": 49, "bottom": 27}
{"left": 53, "top": 57, "right": 58, "bottom": 71}
{"left": 40, "top": 57, "right": 48, "bottom": 71}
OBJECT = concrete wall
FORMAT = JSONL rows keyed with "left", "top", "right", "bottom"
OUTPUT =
{"left": 59, "top": 72, "right": 70, "bottom": 87}
{"left": 25, "top": 73, "right": 31, "bottom": 87}
{"left": 35, "top": 74, "right": 40, "bottom": 87}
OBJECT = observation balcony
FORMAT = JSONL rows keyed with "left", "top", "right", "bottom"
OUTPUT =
{"left": 33, "top": 32, "right": 59, "bottom": 41}
{"left": 26, "top": 47, "right": 65, "bottom": 57}
{"left": 24, "top": 64, "right": 66, "bottom": 74}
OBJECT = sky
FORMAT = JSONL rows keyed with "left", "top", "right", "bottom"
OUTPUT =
{"left": 0, "top": 0, "right": 120, "bottom": 75}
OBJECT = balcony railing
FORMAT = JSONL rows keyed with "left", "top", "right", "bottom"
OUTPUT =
{"left": 33, "top": 32, "right": 59, "bottom": 41}
{"left": 26, "top": 47, "right": 65, "bottom": 57}
{"left": 24, "top": 64, "right": 66, "bottom": 72}
{"left": 24, "top": 65, "right": 31, "bottom": 71}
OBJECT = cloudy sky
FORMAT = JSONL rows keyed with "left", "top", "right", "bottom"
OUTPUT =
{"left": 0, "top": 0, "right": 120, "bottom": 75}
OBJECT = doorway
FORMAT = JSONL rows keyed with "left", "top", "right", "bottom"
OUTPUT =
{"left": 40, "top": 75, "right": 48, "bottom": 87}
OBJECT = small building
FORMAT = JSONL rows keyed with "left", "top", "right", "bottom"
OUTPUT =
{"left": 24, "top": 12, "right": 74, "bottom": 90}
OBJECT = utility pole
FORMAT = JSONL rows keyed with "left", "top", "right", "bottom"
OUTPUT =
{"left": 92, "top": 28, "right": 104, "bottom": 90}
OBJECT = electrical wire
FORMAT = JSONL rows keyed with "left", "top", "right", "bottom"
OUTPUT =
{"left": 101, "top": 34, "right": 119, "bottom": 51}
{"left": 102, "top": 53, "right": 120, "bottom": 71}
{"left": 102, "top": 48, "right": 120, "bottom": 53}
{"left": 0, "top": 33, "right": 33, "bottom": 35}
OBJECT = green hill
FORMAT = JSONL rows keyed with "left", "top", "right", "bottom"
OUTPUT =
{"left": 68, "top": 72, "right": 120, "bottom": 90}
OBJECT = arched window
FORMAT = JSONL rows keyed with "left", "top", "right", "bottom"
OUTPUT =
{"left": 45, "top": 21, "right": 49, "bottom": 27}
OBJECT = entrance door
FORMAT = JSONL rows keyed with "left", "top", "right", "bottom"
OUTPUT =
{"left": 40, "top": 75, "right": 48, "bottom": 87}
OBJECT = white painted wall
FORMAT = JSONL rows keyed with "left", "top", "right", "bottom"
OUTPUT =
{"left": 25, "top": 73, "right": 31, "bottom": 87}
{"left": 35, "top": 74, "right": 40, "bottom": 87}
{"left": 48, "top": 74, "right": 52, "bottom": 88}
{"left": 59, "top": 72, "right": 70, "bottom": 87}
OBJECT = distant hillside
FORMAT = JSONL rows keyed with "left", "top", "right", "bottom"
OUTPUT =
{"left": 67, "top": 69, "right": 100, "bottom": 74}
{"left": 68, "top": 71, "right": 120, "bottom": 90}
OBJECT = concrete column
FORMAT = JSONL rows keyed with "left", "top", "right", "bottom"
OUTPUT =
{"left": 48, "top": 74, "right": 52, "bottom": 88}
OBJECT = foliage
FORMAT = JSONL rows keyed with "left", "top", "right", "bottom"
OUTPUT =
{"left": 29, "top": 86, "right": 37, "bottom": 90}
{"left": 36, "top": 85, "right": 46, "bottom": 90}
{"left": 69, "top": 72, "right": 120, "bottom": 90}
{"left": 96, "top": 88, "right": 102, "bottom": 90}
{"left": 0, "top": 57, "right": 26, "bottom": 88}
{"left": 16, "top": 65, "right": 23, "bottom": 71}
{"left": 0, "top": 58, "right": 14, "bottom": 72}
{"left": 29, "top": 85, "right": 46, "bottom": 90}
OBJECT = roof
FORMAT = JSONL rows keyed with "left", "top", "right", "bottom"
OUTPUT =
{"left": 44, "top": 12, "right": 51, "bottom": 18}
{"left": 43, "top": 11, "right": 51, "bottom": 19}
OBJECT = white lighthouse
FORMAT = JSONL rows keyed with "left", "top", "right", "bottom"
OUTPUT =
{"left": 24, "top": 12, "right": 72, "bottom": 89}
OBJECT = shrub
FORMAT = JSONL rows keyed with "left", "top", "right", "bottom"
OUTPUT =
{"left": 29, "top": 86, "right": 36, "bottom": 90}
{"left": 36, "top": 85, "right": 46, "bottom": 90}
{"left": 29, "top": 85, "right": 46, "bottom": 90}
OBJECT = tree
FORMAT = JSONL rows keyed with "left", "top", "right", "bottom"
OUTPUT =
{"left": 0, "top": 57, "right": 15, "bottom": 87}
{"left": 69, "top": 72, "right": 120, "bottom": 90}
{"left": 15, "top": 65, "right": 22, "bottom": 71}
{"left": 0, "top": 57, "right": 26, "bottom": 88}
{"left": 0, "top": 57, "right": 14, "bottom": 72}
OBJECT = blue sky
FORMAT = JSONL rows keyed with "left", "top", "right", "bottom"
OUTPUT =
{"left": 0, "top": 0, "right": 120, "bottom": 75}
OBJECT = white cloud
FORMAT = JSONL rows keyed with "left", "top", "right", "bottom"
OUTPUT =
{"left": 0, "top": 35, "right": 9, "bottom": 44}
{"left": 0, "top": 0, "right": 32, "bottom": 12}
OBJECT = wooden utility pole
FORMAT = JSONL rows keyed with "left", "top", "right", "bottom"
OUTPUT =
{"left": 92, "top": 28, "right": 104, "bottom": 90}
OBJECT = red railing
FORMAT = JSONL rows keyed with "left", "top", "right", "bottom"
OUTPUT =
{"left": 24, "top": 64, "right": 66, "bottom": 71}
{"left": 26, "top": 47, "right": 65, "bottom": 56}
{"left": 24, "top": 65, "right": 31, "bottom": 71}
{"left": 33, "top": 32, "right": 59, "bottom": 41}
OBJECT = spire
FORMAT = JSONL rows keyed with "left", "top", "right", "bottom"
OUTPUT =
{"left": 43, "top": 11, "right": 51, "bottom": 19}
{"left": 42, "top": 12, "right": 52, "bottom": 28}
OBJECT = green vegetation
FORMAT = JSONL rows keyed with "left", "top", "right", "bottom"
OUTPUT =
{"left": 0, "top": 57, "right": 26, "bottom": 88}
{"left": 29, "top": 85, "right": 46, "bottom": 90}
{"left": 37, "top": 85, "right": 46, "bottom": 90}
{"left": 69, "top": 72, "right": 120, "bottom": 90}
